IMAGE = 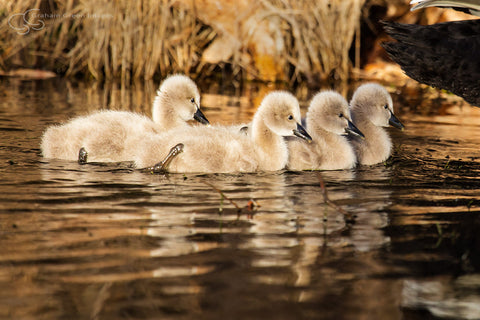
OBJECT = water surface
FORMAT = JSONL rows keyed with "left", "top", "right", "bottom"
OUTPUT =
{"left": 1, "top": 78, "right": 480, "bottom": 319}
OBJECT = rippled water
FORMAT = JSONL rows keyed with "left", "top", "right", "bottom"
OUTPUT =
{"left": 1, "top": 78, "right": 480, "bottom": 319}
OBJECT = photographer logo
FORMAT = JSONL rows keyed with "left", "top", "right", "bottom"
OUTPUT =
{"left": 8, "top": 9, "right": 45, "bottom": 35}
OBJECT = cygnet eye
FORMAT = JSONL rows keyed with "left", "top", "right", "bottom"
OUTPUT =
{"left": 338, "top": 113, "right": 344, "bottom": 118}
{"left": 288, "top": 115, "right": 293, "bottom": 120}
{"left": 384, "top": 104, "right": 388, "bottom": 110}
{"left": 190, "top": 98, "right": 195, "bottom": 103}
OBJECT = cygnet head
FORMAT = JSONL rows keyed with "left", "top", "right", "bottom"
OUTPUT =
{"left": 153, "top": 74, "right": 209, "bottom": 125}
{"left": 307, "top": 90, "right": 364, "bottom": 138}
{"left": 256, "top": 91, "right": 312, "bottom": 141}
{"left": 350, "top": 83, "right": 404, "bottom": 130}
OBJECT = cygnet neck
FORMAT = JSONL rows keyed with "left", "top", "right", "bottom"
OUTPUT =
{"left": 251, "top": 112, "right": 288, "bottom": 169}
{"left": 352, "top": 107, "right": 391, "bottom": 162}
{"left": 152, "top": 94, "right": 188, "bottom": 129}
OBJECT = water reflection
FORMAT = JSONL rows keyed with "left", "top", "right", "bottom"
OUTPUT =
{"left": 403, "top": 275, "right": 480, "bottom": 319}
{"left": 2, "top": 78, "right": 480, "bottom": 319}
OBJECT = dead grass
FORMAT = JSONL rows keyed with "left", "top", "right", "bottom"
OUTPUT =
{"left": 0, "top": 0, "right": 365, "bottom": 84}
{"left": 259, "top": 0, "right": 365, "bottom": 84}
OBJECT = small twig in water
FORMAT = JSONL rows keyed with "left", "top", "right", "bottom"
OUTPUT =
{"left": 204, "top": 182, "right": 242, "bottom": 213}
{"left": 219, "top": 193, "right": 224, "bottom": 213}
{"left": 467, "top": 199, "right": 474, "bottom": 212}
{"left": 444, "top": 158, "right": 451, "bottom": 170}
{"left": 317, "top": 173, "right": 355, "bottom": 223}
{"left": 204, "top": 182, "right": 260, "bottom": 219}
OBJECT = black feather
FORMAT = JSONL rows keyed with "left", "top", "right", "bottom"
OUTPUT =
{"left": 382, "top": 20, "right": 480, "bottom": 106}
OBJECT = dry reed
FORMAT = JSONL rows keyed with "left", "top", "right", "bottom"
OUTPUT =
{"left": 0, "top": 0, "right": 364, "bottom": 84}
{"left": 255, "top": 0, "right": 365, "bottom": 84}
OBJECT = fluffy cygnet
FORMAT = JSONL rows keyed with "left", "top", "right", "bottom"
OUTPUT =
{"left": 41, "top": 111, "right": 164, "bottom": 162}
{"left": 287, "top": 90, "right": 364, "bottom": 170}
{"left": 151, "top": 74, "right": 209, "bottom": 128}
{"left": 41, "top": 74, "right": 209, "bottom": 161}
{"left": 349, "top": 83, "right": 404, "bottom": 165}
{"left": 131, "top": 91, "right": 312, "bottom": 173}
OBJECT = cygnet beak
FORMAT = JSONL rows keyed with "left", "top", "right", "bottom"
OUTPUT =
{"left": 193, "top": 108, "right": 210, "bottom": 125}
{"left": 389, "top": 112, "right": 404, "bottom": 131}
{"left": 293, "top": 122, "right": 313, "bottom": 142}
{"left": 345, "top": 119, "right": 365, "bottom": 139}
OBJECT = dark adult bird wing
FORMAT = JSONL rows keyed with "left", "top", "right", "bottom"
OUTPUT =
{"left": 382, "top": 20, "right": 480, "bottom": 106}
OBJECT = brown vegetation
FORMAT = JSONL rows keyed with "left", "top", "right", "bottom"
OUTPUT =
{"left": 0, "top": 0, "right": 365, "bottom": 84}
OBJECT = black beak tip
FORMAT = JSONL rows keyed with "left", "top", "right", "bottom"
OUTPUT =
{"left": 194, "top": 108, "right": 210, "bottom": 125}
{"left": 389, "top": 114, "right": 405, "bottom": 131}
{"left": 293, "top": 123, "right": 312, "bottom": 142}
{"left": 349, "top": 129, "right": 365, "bottom": 139}
{"left": 346, "top": 120, "right": 365, "bottom": 139}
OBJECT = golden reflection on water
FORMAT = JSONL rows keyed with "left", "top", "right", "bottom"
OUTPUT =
{"left": 60, "top": 265, "right": 215, "bottom": 283}
{"left": 2, "top": 78, "right": 480, "bottom": 319}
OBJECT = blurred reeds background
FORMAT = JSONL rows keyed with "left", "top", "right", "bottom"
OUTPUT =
{"left": 1, "top": 0, "right": 472, "bottom": 115}
{"left": 0, "top": 0, "right": 367, "bottom": 85}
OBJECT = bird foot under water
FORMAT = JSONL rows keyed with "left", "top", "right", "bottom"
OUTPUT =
{"left": 77, "top": 143, "right": 183, "bottom": 173}
{"left": 145, "top": 143, "right": 184, "bottom": 174}
{"left": 78, "top": 147, "right": 88, "bottom": 164}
